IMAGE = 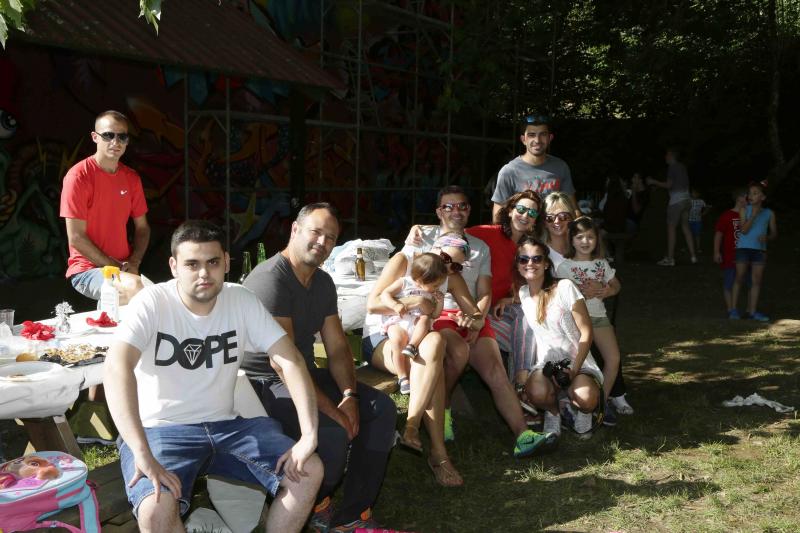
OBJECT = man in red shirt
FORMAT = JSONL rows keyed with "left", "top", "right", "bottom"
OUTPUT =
{"left": 713, "top": 188, "right": 748, "bottom": 315}
{"left": 60, "top": 110, "right": 150, "bottom": 301}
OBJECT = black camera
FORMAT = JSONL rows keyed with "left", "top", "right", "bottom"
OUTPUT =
{"left": 542, "top": 358, "right": 572, "bottom": 388}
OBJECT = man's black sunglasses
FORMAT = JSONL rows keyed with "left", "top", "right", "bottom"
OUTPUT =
{"left": 439, "top": 202, "right": 470, "bottom": 212}
{"left": 94, "top": 131, "right": 130, "bottom": 144}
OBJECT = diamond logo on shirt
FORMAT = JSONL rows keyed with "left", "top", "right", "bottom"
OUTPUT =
{"left": 183, "top": 343, "right": 204, "bottom": 366}
{"left": 155, "top": 331, "right": 239, "bottom": 369}
{"left": 120, "top": 190, "right": 128, "bottom": 196}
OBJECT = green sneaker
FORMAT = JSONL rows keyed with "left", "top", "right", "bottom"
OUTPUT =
{"left": 513, "top": 429, "right": 556, "bottom": 458}
{"left": 444, "top": 408, "right": 455, "bottom": 442}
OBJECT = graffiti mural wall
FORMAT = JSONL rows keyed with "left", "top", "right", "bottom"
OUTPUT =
{"left": 0, "top": 0, "right": 509, "bottom": 282}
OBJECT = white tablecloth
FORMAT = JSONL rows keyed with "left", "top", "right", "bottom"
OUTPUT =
{"left": 328, "top": 271, "right": 378, "bottom": 332}
{"left": 0, "top": 309, "right": 118, "bottom": 418}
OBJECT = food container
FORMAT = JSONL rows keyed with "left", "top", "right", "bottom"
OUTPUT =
{"left": 0, "top": 337, "right": 39, "bottom": 365}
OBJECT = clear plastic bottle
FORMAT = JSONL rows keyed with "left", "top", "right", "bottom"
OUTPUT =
{"left": 355, "top": 247, "right": 366, "bottom": 281}
{"left": 99, "top": 265, "right": 121, "bottom": 321}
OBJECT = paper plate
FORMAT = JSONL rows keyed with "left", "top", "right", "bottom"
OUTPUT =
{"left": 0, "top": 361, "right": 64, "bottom": 382}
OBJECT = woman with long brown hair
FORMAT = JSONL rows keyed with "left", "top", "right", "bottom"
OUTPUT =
{"left": 514, "top": 236, "right": 602, "bottom": 442}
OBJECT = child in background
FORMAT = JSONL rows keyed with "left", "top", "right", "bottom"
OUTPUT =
{"left": 380, "top": 252, "right": 447, "bottom": 394}
{"left": 556, "top": 217, "right": 628, "bottom": 424}
{"left": 713, "top": 188, "right": 748, "bottom": 316}
{"left": 688, "top": 188, "right": 711, "bottom": 254}
{"left": 730, "top": 181, "right": 777, "bottom": 321}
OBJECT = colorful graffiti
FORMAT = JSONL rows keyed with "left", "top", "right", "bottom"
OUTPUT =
{"left": 0, "top": 56, "right": 70, "bottom": 280}
{"left": 1, "top": 1, "right": 496, "bottom": 281}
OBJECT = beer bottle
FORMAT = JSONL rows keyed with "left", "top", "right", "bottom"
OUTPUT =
{"left": 257, "top": 242, "right": 267, "bottom": 264}
{"left": 239, "top": 251, "right": 252, "bottom": 284}
{"left": 355, "top": 247, "right": 366, "bottom": 281}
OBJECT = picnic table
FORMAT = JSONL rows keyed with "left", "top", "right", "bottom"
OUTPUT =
{"left": 0, "top": 267, "right": 381, "bottom": 455}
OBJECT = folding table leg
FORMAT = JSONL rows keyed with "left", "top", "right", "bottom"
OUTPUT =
{"left": 19, "top": 415, "right": 84, "bottom": 460}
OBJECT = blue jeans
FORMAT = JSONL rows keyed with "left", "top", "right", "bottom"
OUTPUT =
{"left": 69, "top": 268, "right": 105, "bottom": 300}
{"left": 118, "top": 416, "right": 294, "bottom": 517}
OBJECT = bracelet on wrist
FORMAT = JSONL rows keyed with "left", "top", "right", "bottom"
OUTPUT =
{"left": 342, "top": 389, "right": 360, "bottom": 400}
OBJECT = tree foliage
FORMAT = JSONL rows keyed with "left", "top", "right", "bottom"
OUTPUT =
{"left": 447, "top": 0, "right": 800, "bottom": 189}
{"left": 0, "top": 0, "right": 35, "bottom": 48}
{"left": 0, "top": 0, "right": 161, "bottom": 47}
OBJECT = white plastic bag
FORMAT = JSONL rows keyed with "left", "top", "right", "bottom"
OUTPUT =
{"left": 331, "top": 239, "right": 394, "bottom": 276}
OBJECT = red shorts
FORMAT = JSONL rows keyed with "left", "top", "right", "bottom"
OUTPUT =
{"left": 432, "top": 309, "right": 496, "bottom": 339}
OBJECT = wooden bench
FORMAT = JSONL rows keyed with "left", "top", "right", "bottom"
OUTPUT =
{"left": 314, "top": 339, "right": 399, "bottom": 394}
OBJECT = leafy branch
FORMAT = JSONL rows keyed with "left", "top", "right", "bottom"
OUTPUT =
{"left": 0, "top": 0, "right": 35, "bottom": 48}
{"left": 0, "top": 0, "right": 161, "bottom": 47}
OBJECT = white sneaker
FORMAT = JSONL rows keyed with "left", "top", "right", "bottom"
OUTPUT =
{"left": 656, "top": 257, "right": 675, "bottom": 266}
{"left": 543, "top": 411, "right": 561, "bottom": 437}
{"left": 610, "top": 394, "right": 634, "bottom": 415}
{"left": 574, "top": 410, "right": 593, "bottom": 439}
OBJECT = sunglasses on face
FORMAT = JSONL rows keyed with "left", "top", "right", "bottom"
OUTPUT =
{"left": 439, "top": 202, "right": 470, "bottom": 212}
{"left": 94, "top": 131, "right": 130, "bottom": 144}
{"left": 513, "top": 204, "right": 539, "bottom": 218}
{"left": 439, "top": 251, "right": 463, "bottom": 272}
{"left": 517, "top": 254, "right": 545, "bottom": 265}
{"left": 523, "top": 114, "right": 550, "bottom": 125}
{"left": 545, "top": 212, "right": 573, "bottom": 224}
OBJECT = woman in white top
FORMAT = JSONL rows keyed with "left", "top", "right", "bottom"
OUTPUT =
{"left": 515, "top": 236, "right": 602, "bottom": 440}
{"left": 364, "top": 235, "right": 480, "bottom": 487}
{"left": 513, "top": 192, "right": 603, "bottom": 384}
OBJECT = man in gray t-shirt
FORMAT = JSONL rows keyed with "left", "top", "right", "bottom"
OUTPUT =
{"left": 492, "top": 115, "right": 576, "bottom": 219}
{"left": 242, "top": 203, "right": 396, "bottom": 531}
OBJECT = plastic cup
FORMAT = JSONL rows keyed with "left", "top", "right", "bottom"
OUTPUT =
{"left": 0, "top": 309, "right": 14, "bottom": 327}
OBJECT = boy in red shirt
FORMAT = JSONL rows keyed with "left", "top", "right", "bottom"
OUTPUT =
{"left": 713, "top": 188, "right": 748, "bottom": 315}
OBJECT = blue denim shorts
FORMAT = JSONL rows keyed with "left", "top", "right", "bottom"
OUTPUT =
{"left": 689, "top": 220, "right": 702, "bottom": 237}
{"left": 118, "top": 416, "right": 294, "bottom": 517}
{"left": 735, "top": 248, "right": 766, "bottom": 265}
{"left": 361, "top": 332, "right": 387, "bottom": 365}
{"left": 69, "top": 268, "right": 105, "bottom": 300}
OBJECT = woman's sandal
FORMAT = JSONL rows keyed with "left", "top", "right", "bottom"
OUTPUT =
{"left": 427, "top": 457, "right": 464, "bottom": 487}
{"left": 398, "top": 425, "right": 423, "bottom": 454}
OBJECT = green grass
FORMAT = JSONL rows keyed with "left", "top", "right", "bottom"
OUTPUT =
{"left": 370, "top": 212, "right": 800, "bottom": 532}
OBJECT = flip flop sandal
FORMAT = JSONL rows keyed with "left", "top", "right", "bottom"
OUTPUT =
{"left": 398, "top": 425, "right": 423, "bottom": 454}
{"left": 427, "top": 457, "right": 464, "bottom": 487}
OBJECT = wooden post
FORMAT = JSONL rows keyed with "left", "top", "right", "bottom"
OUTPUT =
{"left": 19, "top": 415, "right": 84, "bottom": 459}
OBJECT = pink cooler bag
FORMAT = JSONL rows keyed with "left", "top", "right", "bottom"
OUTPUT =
{"left": 0, "top": 451, "right": 100, "bottom": 533}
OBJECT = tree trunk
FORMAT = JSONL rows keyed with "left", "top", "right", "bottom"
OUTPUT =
{"left": 766, "top": 0, "right": 800, "bottom": 190}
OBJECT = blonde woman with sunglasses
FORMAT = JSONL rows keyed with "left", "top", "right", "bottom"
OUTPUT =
{"left": 541, "top": 191, "right": 578, "bottom": 272}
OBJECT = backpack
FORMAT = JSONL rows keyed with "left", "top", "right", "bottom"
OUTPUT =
{"left": 0, "top": 451, "right": 100, "bottom": 533}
